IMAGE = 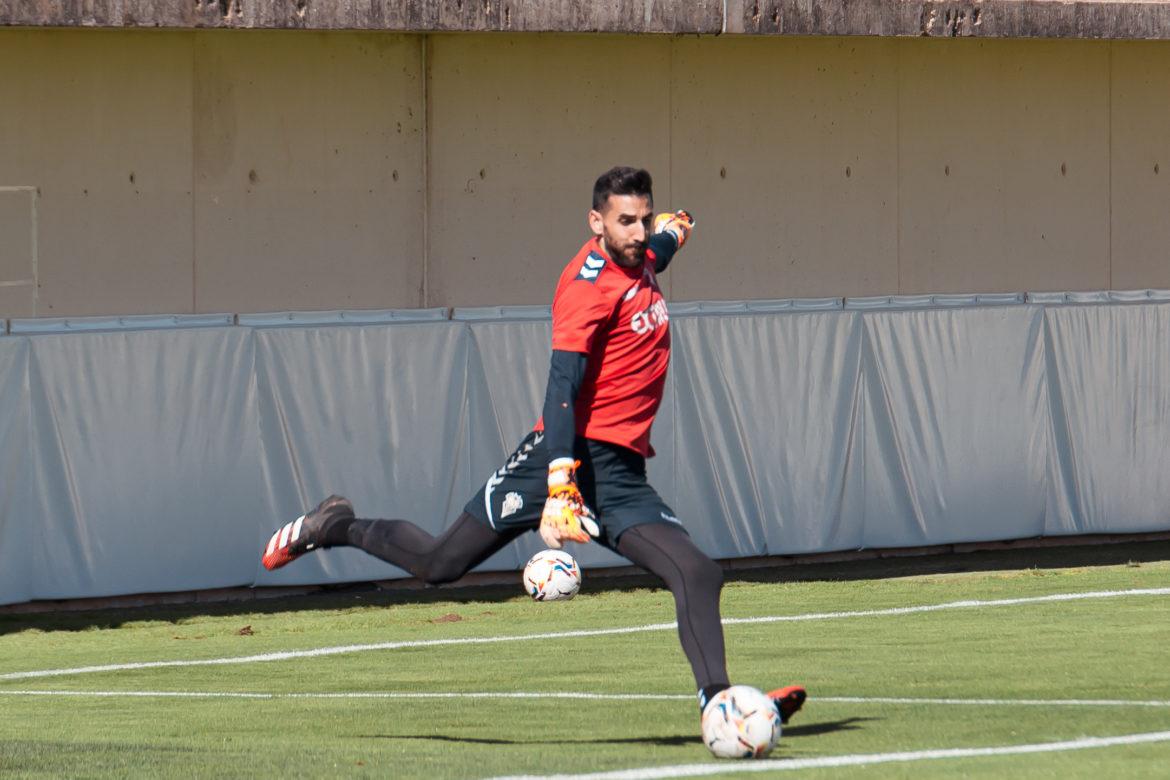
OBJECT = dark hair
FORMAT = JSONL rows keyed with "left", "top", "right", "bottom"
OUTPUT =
{"left": 592, "top": 166, "right": 653, "bottom": 211}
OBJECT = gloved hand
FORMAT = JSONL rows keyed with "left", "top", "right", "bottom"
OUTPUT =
{"left": 540, "top": 458, "right": 599, "bottom": 548}
{"left": 653, "top": 210, "right": 695, "bottom": 251}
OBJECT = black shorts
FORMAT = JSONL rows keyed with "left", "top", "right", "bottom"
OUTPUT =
{"left": 464, "top": 431, "right": 683, "bottom": 548}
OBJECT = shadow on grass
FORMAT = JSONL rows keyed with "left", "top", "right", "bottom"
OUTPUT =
{"left": 781, "top": 716, "right": 877, "bottom": 737}
{"left": 2, "top": 540, "right": 1166, "bottom": 636}
{"left": 361, "top": 717, "right": 875, "bottom": 746}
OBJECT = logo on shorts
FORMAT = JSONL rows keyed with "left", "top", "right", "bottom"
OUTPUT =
{"left": 484, "top": 433, "right": 543, "bottom": 528}
{"left": 501, "top": 492, "right": 524, "bottom": 519}
{"left": 661, "top": 511, "right": 680, "bottom": 524}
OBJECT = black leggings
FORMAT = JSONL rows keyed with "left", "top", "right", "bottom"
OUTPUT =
{"left": 345, "top": 512, "right": 517, "bottom": 587}
{"left": 615, "top": 523, "right": 729, "bottom": 691}
{"left": 343, "top": 515, "right": 729, "bottom": 690}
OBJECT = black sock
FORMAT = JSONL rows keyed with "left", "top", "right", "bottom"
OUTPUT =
{"left": 321, "top": 516, "right": 356, "bottom": 547}
{"left": 699, "top": 683, "right": 730, "bottom": 713}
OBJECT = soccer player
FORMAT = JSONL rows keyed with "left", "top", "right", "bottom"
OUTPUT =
{"left": 261, "top": 166, "right": 806, "bottom": 727}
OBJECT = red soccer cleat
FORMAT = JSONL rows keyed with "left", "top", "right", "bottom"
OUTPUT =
{"left": 767, "top": 685, "right": 807, "bottom": 724}
{"left": 261, "top": 495, "right": 354, "bottom": 571}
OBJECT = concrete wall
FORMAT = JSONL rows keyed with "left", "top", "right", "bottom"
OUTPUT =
{"left": 6, "top": 0, "right": 1170, "bottom": 40}
{"left": 1, "top": 30, "right": 1168, "bottom": 319}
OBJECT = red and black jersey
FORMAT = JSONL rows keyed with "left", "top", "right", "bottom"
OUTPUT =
{"left": 534, "top": 237, "right": 670, "bottom": 457}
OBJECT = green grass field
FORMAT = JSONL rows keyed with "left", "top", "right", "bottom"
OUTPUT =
{"left": 1, "top": 543, "right": 1169, "bottom": 779}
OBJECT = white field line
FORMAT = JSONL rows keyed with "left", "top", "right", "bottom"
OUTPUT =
{"left": 2, "top": 690, "right": 1170, "bottom": 709}
{"left": 820, "top": 696, "right": 1170, "bottom": 708}
{"left": 2, "top": 587, "right": 1167, "bottom": 682}
{"left": 483, "top": 730, "right": 1170, "bottom": 780}
{"left": 0, "top": 690, "right": 690, "bottom": 701}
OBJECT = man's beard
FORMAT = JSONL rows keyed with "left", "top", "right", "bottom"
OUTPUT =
{"left": 605, "top": 232, "right": 647, "bottom": 268}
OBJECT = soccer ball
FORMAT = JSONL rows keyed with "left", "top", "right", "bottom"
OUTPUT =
{"left": 700, "top": 685, "right": 782, "bottom": 759}
{"left": 522, "top": 549, "right": 581, "bottom": 601}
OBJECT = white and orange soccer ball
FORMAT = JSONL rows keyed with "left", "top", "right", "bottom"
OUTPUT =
{"left": 700, "top": 685, "right": 782, "bottom": 759}
{"left": 522, "top": 549, "right": 581, "bottom": 601}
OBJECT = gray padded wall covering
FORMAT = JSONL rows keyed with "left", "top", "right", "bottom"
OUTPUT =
{"left": 2, "top": 298, "right": 1169, "bottom": 605}
{"left": 24, "top": 329, "right": 264, "bottom": 600}
{"left": 252, "top": 323, "right": 477, "bottom": 587}
{"left": 670, "top": 312, "right": 864, "bottom": 558}
{"left": 0, "top": 339, "right": 32, "bottom": 604}
{"left": 859, "top": 306, "right": 1049, "bottom": 547}
{"left": 1043, "top": 303, "right": 1170, "bottom": 534}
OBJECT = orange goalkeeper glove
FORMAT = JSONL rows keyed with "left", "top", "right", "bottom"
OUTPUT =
{"left": 653, "top": 210, "right": 695, "bottom": 251}
{"left": 540, "top": 458, "right": 599, "bottom": 549}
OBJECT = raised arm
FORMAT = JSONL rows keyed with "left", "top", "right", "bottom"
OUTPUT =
{"left": 648, "top": 210, "right": 695, "bottom": 274}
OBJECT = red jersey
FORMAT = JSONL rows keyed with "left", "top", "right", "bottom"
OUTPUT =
{"left": 534, "top": 237, "right": 670, "bottom": 457}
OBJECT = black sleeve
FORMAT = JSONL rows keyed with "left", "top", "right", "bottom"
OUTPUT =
{"left": 648, "top": 232, "right": 679, "bottom": 274}
{"left": 542, "top": 349, "right": 588, "bottom": 461}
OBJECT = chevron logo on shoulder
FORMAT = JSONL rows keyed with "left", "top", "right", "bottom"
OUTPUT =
{"left": 575, "top": 251, "right": 607, "bottom": 283}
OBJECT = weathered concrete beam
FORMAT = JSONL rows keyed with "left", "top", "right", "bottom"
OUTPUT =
{"left": 0, "top": 1, "right": 723, "bottom": 33}
{"left": 2, "top": 0, "right": 1169, "bottom": 38}
{"left": 732, "top": 0, "right": 1170, "bottom": 39}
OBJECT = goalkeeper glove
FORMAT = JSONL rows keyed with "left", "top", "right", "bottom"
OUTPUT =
{"left": 653, "top": 210, "right": 695, "bottom": 251}
{"left": 540, "top": 457, "right": 599, "bottom": 549}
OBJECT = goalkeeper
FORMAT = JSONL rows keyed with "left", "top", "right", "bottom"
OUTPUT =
{"left": 261, "top": 166, "right": 805, "bottom": 725}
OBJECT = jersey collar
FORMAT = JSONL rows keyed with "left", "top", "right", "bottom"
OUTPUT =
{"left": 591, "top": 237, "right": 648, "bottom": 279}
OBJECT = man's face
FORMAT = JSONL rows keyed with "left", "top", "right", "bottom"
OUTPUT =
{"left": 589, "top": 194, "right": 653, "bottom": 269}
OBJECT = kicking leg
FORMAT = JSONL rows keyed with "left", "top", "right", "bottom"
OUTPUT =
{"left": 262, "top": 494, "right": 519, "bottom": 585}
{"left": 262, "top": 434, "right": 547, "bottom": 578}
{"left": 344, "top": 512, "right": 520, "bottom": 585}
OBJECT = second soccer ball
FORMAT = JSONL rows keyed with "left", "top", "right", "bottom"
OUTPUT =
{"left": 522, "top": 549, "right": 581, "bottom": 601}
